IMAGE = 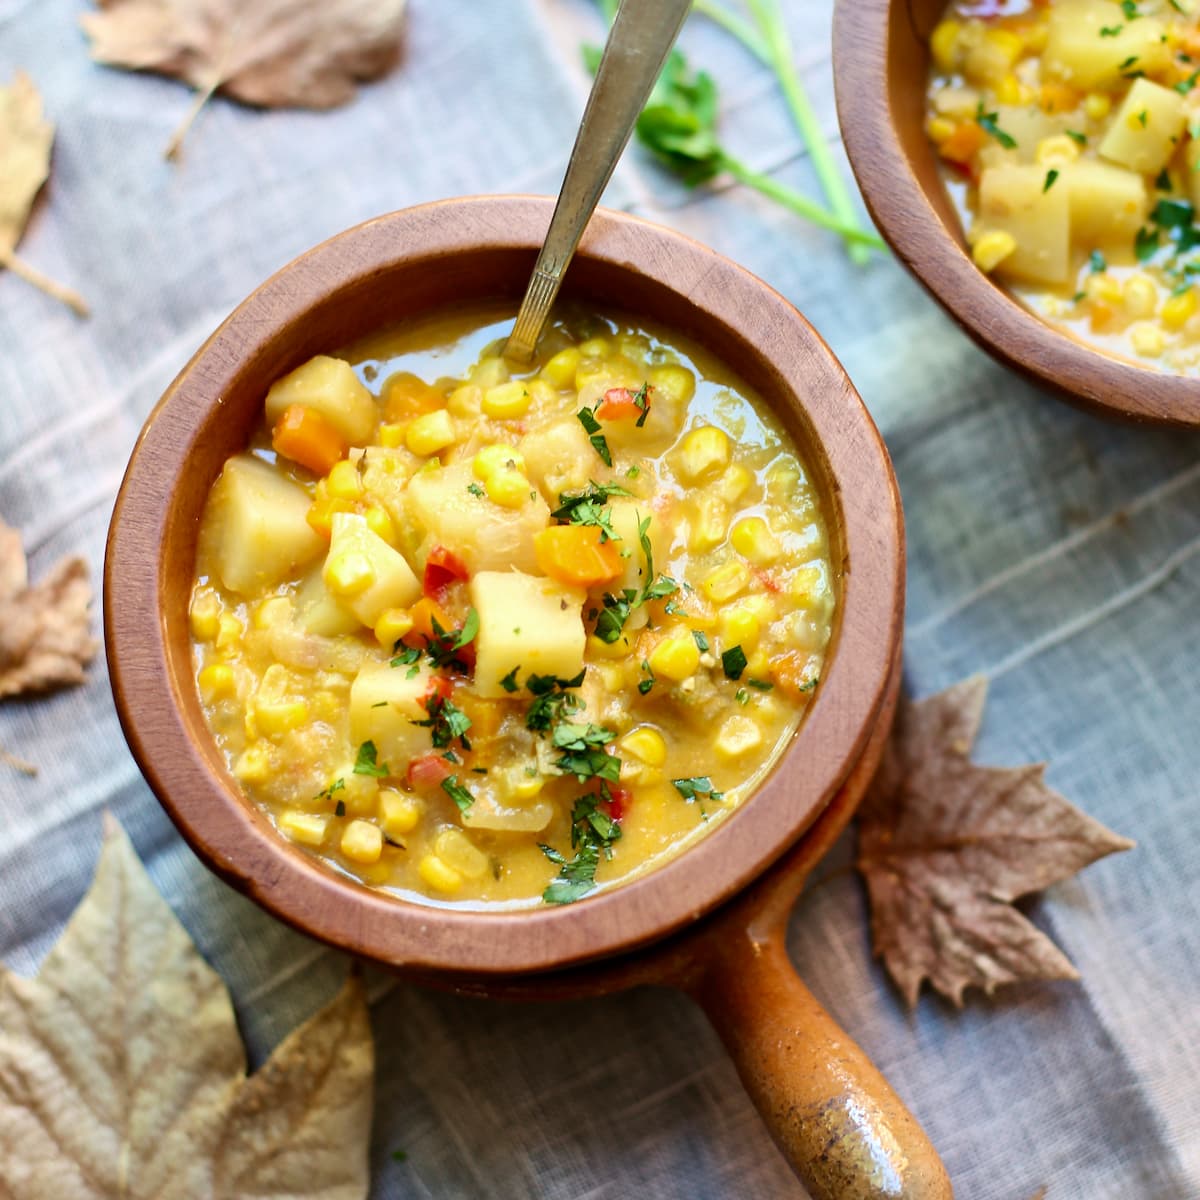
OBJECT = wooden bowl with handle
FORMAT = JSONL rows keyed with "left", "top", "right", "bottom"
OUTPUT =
{"left": 833, "top": 0, "right": 1200, "bottom": 427}
{"left": 106, "top": 196, "right": 951, "bottom": 1199}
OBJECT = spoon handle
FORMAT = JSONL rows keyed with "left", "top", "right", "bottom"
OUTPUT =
{"left": 505, "top": 0, "right": 692, "bottom": 361}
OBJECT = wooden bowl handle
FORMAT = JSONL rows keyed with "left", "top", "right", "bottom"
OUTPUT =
{"left": 689, "top": 930, "right": 953, "bottom": 1200}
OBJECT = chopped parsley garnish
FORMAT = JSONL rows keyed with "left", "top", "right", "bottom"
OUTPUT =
{"left": 551, "top": 481, "right": 631, "bottom": 540}
{"left": 390, "top": 645, "right": 421, "bottom": 669}
{"left": 1100, "top": 23, "right": 1123, "bottom": 35}
{"left": 413, "top": 691, "right": 472, "bottom": 750}
{"left": 539, "top": 788, "right": 623, "bottom": 905}
{"left": 692, "top": 630, "right": 710, "bottom": 653}
{"left": 1066, "top": 129, "right": 1088, "bottom": 146}
{"left": 334, "top": 799, "right": 346, "bottom": 817}
{"left": 589, "top": 516, "right": 676, "bottom": 644}
{"left": 467, "top": 481, "right": 485, "bottom": 498}
{"left": 1090, "top": 249, "right": 1107, "bottom": 273}
{"left": 1120, "top": 0, "right": 1139, "bottom": 17}
{"left": 626, "top": 464, "right": 641, "bottom": 478}
{"left": 441, "top": 775, "right": 474, "bottom": 814}
{"left": 1043, "top": 169, "right": 1059, "bottom": 193}
{"left": 746, "top": 677, "right": 774, "bottom": 691}
{"left": 525, "top": 669, "right": 586, "bottom": 731}
{"left": 499, "top": 666, "right": 520, "bottom": 693}
{"left": 314, "top": 777, "right": 345, "bottom": 804}
{"left": 721, "top": 645, "right": 748, "bottom": 681}
{"left": 552, "top": 722, "right": 620, "bottom": 783}
{"left": 735, "top": 687, "right": 750, "bottom": 705}
{"left": 420, "top": 610, "right": 479, "bottom": 671}
{"left": 1176, "top": 69, "right": 1200, "bottom": 95}
{"left": 631, "top": 381, "right": 652, "bottom": 427}
{"left": 672, "top": 776, "right": 725, "bottom": 803}
{"left": 1156, "top": 168, "right": 1174, "bottom": 191}
{"left": 798, "top": 677, "right": 820, "bottom": 693}
{"left": 638, "top": 659, "right": 655, "bottom": 695}
{"left": 353, "top": 740, "right": 389, "bottom": 778}
{"left": 1135, "top": 225, "right": 1160, "bottom": 261}
{"left": 1153, "top": 198, "right": 1195, "bottom": 229}
{"left": 1136, "top": 109, "right": 1148, "bottom": 127}
{"left": 975, "top": 104, "right": 1016, "bottom": 150}
{"left": 577, "top": 406, "right": 612, "bottom": 467}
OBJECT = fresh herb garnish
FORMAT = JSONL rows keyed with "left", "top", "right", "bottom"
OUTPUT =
{"left": 390, "top": 645, "right": 421, "bottom": 669}
{"left": 975, "top": 103, "right": 1017, "bottom": 150}
{"left": 746, "top": 677, "right": 774, "bottom": 691}
{"left": 1119, "top": 0, "right": 1139, "bottom": 18}
{"left": 692, "top": 630, "right": 710, "bottom": 653}
{"left": 1135, "top": 225, "right": 1160, "bottom": 262}
{"left": 672, "top": 776, "right": 725, "bottom": 803}
{"left": 553, "top": 722, "right": 621, "bottom": 783}
{"left": 1090, "top": 249, "right": 1107, "bottom": 273}
{"left": 632, "top": 381, "right": 652, "bottom": 427}
{"left": 1154, "top": 198, "right": 1195, "bottom": 228}
{"left": 1177, "top": 69, "right": 1200, "bottom": 95}
{"left": 539, "top": 788, "right": 623, "bottom": 904}
{"left": 334, "top": 799, "right": 346, "bottom": 817}
{"left": 525, "top": 669, "right": 587, "bottom": 731}
{"left": 1100, "top": 23, "right": 1124, "bottom": 36}
{"left": 500, "top": 666, "right": 520, "bottom": 693}
{"left": 442, "top": 775, "right": 474, "bottom": 814}
{"left": 577, "top": 406, "right": 612, "bottom": 467}
{"left": 1066, "top": 129, "right": 1088, "bottom": 146}
{"left": 418, "top": 610, "right": 480, "bottom": 672}
{"left": 638, "top": 659, "right": 655, "bottom": 695}
{"left": 354, "top": 740, "right": 389, "bottom": 778}
{"left": 414, "top": 691, "right": 472, "bottom": 750}
{"left": 798, "top": 677, "right": 820, "bottom": 693}
{"left": 467, "top": 481, "right": 485, "bottom": 498}
{"left": 1156, "top": 167, "right": 1174, "bottom": 191}
{"left": 1043, "top": 168, "right": 1060, "bottom": 193}
{"left": 722, "top": 644, "right": 748, "bottom": 680}
{"left": 551, "top": 481, "right": 631, "bottom": 540}
{"left": 314, "top": 777, "right": 345, "bottom": 804}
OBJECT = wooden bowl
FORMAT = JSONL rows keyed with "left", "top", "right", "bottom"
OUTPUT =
{"left": 833, "top": 0, "right": 1200, "bottom": 426}
{"left": 106, "top": 197, "right": 949, "bottom": 1198}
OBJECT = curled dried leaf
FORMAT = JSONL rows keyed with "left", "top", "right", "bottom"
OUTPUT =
{"left": 0, "top": 517, "right": 97, "bottom": 699}
{"left": 857, "top": 676, "right": 1134, "bottom": 1007}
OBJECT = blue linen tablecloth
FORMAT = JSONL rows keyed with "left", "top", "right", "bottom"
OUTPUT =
{"left": 2, "top": 1, "right": 1197, "bottom": 1196}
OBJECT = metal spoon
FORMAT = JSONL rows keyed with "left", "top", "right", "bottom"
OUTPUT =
{"left": 504, "top": 0, "right": 692, "bottom": 362}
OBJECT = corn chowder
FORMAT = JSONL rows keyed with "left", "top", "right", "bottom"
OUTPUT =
{"left": 928, "top": 0, "right": 1200, "bottom": 373}
{"left": 190, "top": 307, "right": 835, "bottom": 908}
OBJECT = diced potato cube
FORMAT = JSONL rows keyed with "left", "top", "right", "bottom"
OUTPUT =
{"left": 977, "top": 165, "right": 1070, "bottom": 284}
{"left": 606, "top": 499, "right": 668, "bottom": 595}
{"left": 1098, "top": 78, "right": 1186, "bottom": 175}
{"left": 407, "top": 461, "right": 549, "bottom": 575}
{"left": 1064, "top": 160, "right": 1147, "bottom": 248}
{"left": 349, "top": 660, "right": 435, "bottom": 768}
{"left": 434, "top": 829, "right": 488, "bottom": 878}
{"left": 295, "top": 568, "right": 360, "bottom": 636}
{"left": 469, "top": 570, "right": 585, "bottom": 698}
{"left": 977, "top": 106, "right": 1070, "bottom": 168}
{"left": 264, "top": 355, "right": 377, "bottom": 445}
{"left": 519, "top": 418, "right": 596, "bottom": 498}
{"left": 1043, "top": 3, "right": 1168, "bottom": 90}
{"left": 324, "top": 512, "right": 421, "bottom": 627}
{"left": 202, "top": 454, "right": 324, "bottom": 595}
{"left": 279, "top": 811, "right": 329, "bottom": 846}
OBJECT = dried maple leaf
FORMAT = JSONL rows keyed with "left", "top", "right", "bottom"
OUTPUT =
{"left": 0, "top": 73, "right": 88, "bottom": 315}
{"left": 857, "top": 676, "right": 1134, "bottom": 1007}
{"left": 81, "top": 0, "right": 408, "bottom": 159}
{"left": 0, "top": 517, "right": 97, "bottom": 699}
{"left": 0, "top": 815, "right": 375, "bottom": 1199}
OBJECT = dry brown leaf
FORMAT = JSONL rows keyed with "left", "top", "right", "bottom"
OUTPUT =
{"left": 0, "top": 815, "right": 375, "bottom": 1199}
{"left": 0, "top": 73, "right": 89, "bottom": 315}
{"left": 0, "top": 517, "right": 97, "bottom": 699}
{"left": 857, "top": 676, "right": 1134, "bottom": 1007}
{"left": 81, "top": 0, "right": 408, "bottom": 159}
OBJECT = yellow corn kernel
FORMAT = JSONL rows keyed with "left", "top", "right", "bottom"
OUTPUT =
{"left": 620, "top": 726, "right": 667, "bottom": 767}
{"left": 600, "top": 664, "right": 627, "bottom": 693}
{"left": 647, "top": 363, "right": 696, "bottom": 407}
{"left": 506, "top": 772, "right": 544, "bottom": 801}
{"left": 930, "top": 19, "right": 961, "bottom": 73}
{"left": 379, "top": 789, "right": 422, "bottom": 837}
{"left": 984, "top": 28, "right": 1023, "bottom": 63}
{"left": 526, "top": 378, "right": 558, "bottom": 409}
{"left": 472, "top": 443, "right": 525, "bottom": 480}
{"left": 720, "top": 606, "right": 761, "bottom": 652}
{"left": 252, "top": 596, "right": 290, "bottom": 630}
{"left": 687, "top": 495, "right": 729, "bottom": 553}
{"left": 279, "top": 810, "right": 329, "bottom": 846}
{"left": 406, "top": 409, "right": 456, "bottom": 456}
{"left": 341, "top": 819, "right": 383, "bottom": 865}
{"left": 233, "top": 744, "right": 272, "bottom": 783}
{"left": 198, "top": 663, "right": 235, "bottom": 701}
{"left": 1162, "top": 288, "right": 1198, "bottom": 330}
{"left": 364, "top": 504, "right": 396, "bottom": 545}
{"left": 745, "top": 648, "right": 770, "bottom": 678}
{"left": 971, "top": 230, "right": 1017, "bottom": 273}
{"left": 1122, "top": 275, "right": 1158, "bottom": 319}
{"left": 730, "top": 516, "right": 782, "bottom": 565}
{"left": 587, "top": 632, "right": 635, "bottom": 659}
{"left": 378, "top": 422, "right": 407, "bottom": 448}
{"left": 418, "top": 853, "right": 463, "bottom": 893}
{"left": 715, "top": 714, "right": 764, "bottom": 760}
{"left": 1130, "top": 321, "right": 1165, "bottom": 357}
{"left": 790, "top": 566, "right": 824, "bottom": 607}
{"left": 647, "top": 633, "right": 701, "bottom": 682}
{"left": 374, "top": 608, "right": 414, "bottom": 648}
{"left": 702, "top": 560, "right": 751, "bottom": 604}
{"left": 189, "top": 590, "right": 222, "bottom": 641}
{"left": 677, "top": 426, "right": 731, "bottom": 483}
{"left": 435, "top": 829, "right": 488, "bottom": 878}
{"left": 215, "top": 613, "right": 243, "bottom": 650}
{"left": 1035, "top": 135, "right": 1081, "bottom": 165}
{"left": 482, "top": 380, "right": 532, "bottom": 419}
{"left": 1084, "top": 92, "right": 1112, "bottom": 122}
{"left": 541, "top": 346, "right": 582, "bottom": 388}
{"left": 486, "top": 468, "right": 532, "bottom": 509}
{"left": 765, "top": 460, "right": 802, "bottom": 501}
{"left": 577, "top": 336, "right": 610, "bottom": 358}
{"left": 716, "top": 464, "right": 754, "bottom": 503}
{"left": 447, "top": 383, "right": 483, "bottom": 417}
{"left": 324, "top": 550, "right": 376, "bottom": 596}
{"left": 1086, "top": 273, "right": 1123, "bottom": 306}
{"left": 926, "top": 115, "right": 957, "bottom": 145}
{"left": 994, "top": 74, "right": 1024, "bottom": 106}
{"left": 326, "top": 459, "right": 363, "bottom": 501}
{"left": 254, "top": 695, "right": 308, "bottom": 736}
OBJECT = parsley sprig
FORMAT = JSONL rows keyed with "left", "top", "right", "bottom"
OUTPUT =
{"left": 413, "top": 691, "right": 473, "bottom": 751}
{"left": 551, "top": 481, "right": 632, "bottom": 541}
{"left": 577, "top": 406, "right": 612, "bottom": 467}
{"left": 354, "top": 741, "right": 389, "bottom": 778}
{"left": 539, "top": 789, "right": 623, "bottom": 904}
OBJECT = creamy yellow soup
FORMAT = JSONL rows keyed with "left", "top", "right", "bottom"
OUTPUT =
{"left": 927, "top": 0, "right": 1200, "bottom": 374}
{"left": 190, "top": 306, "right": 835, "bottom": 909}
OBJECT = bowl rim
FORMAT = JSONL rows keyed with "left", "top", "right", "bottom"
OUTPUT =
{"left": 833, "top": 0, "right": 1200, "bottom": 427}
{"left": 105, "top": 195, "right": 904, "bottom": 977}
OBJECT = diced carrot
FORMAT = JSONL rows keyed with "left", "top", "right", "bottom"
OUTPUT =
{"left": 596, "top": 385, "right": 650, "bottom": 422}
{"left": 305, "top": 480, "right": 359, "bottom": 539}
{"left": 1039, "top": 82, "right": 1078, "bottom": 115}
{"left": 769, "top": 650, "right": 821, "bottom": 702}
{"left": 423, "top": 674, "right": 453, "bottom": 706}
{"left": 938, "top": 121, "right": 986, "bottom": 165}
{"left": 271, "top": 404, "right": 348, "bottom": 475}
{"left": 382, "top": 372, "right": 444, "bottom": 421}
{"left": 1089, "top": 301, "right": 1116, "bottom": 333}
{"left": 423, "top": 545, "right": 469, "bottom": 598}
{"left": 534, "top": 525, "right": 624, "bottom": 588}
{"left": 404, "top": 596, "right": 454, "bottom": 646}
{"left": 406, "top": 752, "right": 454, "bottom": 790}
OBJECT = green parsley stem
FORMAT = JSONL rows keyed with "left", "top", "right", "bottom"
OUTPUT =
{"left": 692, "top": 0, "right": 768, "bottom": 59}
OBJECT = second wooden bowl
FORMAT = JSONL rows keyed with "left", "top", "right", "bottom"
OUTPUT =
{"left": 834, "top": 0, "right": 1200, "bottom": 426}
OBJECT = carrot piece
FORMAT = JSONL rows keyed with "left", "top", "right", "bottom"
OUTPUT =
{"left": 938, "top": 121, "right": 986, "bottom": 165}
{"left": 404, "top": 596, "right": 454, "bottom": 647}
{"left": 534, "top": 526, "right": 624, "bottom": 587}
{"left": 423, "top": 545, "right": 470, "bottom": 598}
{"left": 769, "top": 651, "right": 821, "bottom": 702}
{"left": 1038, "top": 82, "right": 1078, "bottom": 114}
{"left": 271, "top": 404, "right": 348, "bottom": 475}
{"left": 596, "top": 385, "right": 650, "bottom": 422}
{"left": 382, "top": 372, "right": 444, "bottom": 421}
